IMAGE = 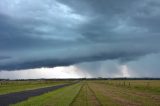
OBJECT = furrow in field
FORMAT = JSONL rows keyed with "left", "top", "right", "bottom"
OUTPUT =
{"left": 95, "top": 81, "right": 160, "bottom": 104}
{"left": 71, "top": 82, "right": 101, "bottom": 106}
{"left": 95, "top": 81, "right": 160, "bottom": 102}
{"left": 89, "top": 82, "right": 160, "bottom": 106}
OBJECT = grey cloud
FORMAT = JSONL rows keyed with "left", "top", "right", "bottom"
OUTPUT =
{"left": 76, "top": 60, "right": 122, "bottom": 77}
{"left": 126, "top": 53, "right": 160, "bottom": 77}
{"left": 0, "top": 56, "right": 11, "bottom": 60}
{"left": 75, "top": 53, "right": 160, "bottom": 78}
{"left": 0, "top": 43, "right": 158, "bottom": 70}
{"left": 0, "top": 0, "right": 160, "bottom": 71}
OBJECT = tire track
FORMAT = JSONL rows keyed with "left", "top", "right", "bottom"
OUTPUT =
{"left": 87, "top": 83, "right": 102, "bottom": 106}
{"left": 71, "top": 82, "right": 101, "bottom": 106}
{"left": 69, "top": 82, "right": 84, "bottom": 105}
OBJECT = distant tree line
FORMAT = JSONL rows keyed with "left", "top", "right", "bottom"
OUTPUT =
{"left": 0, "top": 77, "right": 160, "bottom": 81}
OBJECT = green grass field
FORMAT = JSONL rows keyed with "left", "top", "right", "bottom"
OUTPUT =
{"left": 0, "top": 80, "right": 73, "bottom": 95}
{"left": 1, "top": 80, "right": 159, "bottom": 106}
{"left": 11, "top": 83, "right": 82, "bottom": 106}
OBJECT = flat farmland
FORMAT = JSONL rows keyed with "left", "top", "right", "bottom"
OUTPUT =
{"left": 0, "top": 80, "right": 160, "bottom": 106}
{"left": 88, "top": 80, "right": 160, "bottom": 106}
{"left": 0, "top": 80, "right": 74, "bottom": 95}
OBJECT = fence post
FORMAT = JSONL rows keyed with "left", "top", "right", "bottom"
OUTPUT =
{"left": 123, "top": 81, "right": 125, "bottom": 86}
{"left": 146, "top": 82, "right": 150, "bottom": 88}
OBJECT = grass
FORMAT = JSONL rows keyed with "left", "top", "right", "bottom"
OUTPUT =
{"left": 93, "top": 80, "right": 160, "bottom": 93}
{"left": 88, "top": 80, "right": 160, "bottom": 106}
{"left": 11, "top": 83, "right": 82, "bottom": 106}
{"left": 70, "top": 82, "right": 101, "bottom": 106}
{"left": 0, "top": 80, "right": 73, "bottom": 95}
{"left": 2, "top": 80, "right": 160, "bottom": 106}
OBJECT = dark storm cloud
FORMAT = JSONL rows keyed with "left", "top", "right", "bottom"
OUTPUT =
{"left": 0, "top": 43, "right": 158, "bottom": 70}
{"left": 0, "top": 0, "right": 160, "bottom": 70}
{"left": 0, "top": 56, "right": 11, "bottom": 60}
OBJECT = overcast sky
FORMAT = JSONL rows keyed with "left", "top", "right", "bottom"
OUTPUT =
{"left": 0, "top": 0, "right": 160, "bottom": 79}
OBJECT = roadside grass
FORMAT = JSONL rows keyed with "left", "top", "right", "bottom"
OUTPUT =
{"left": 71, "top": 82, "right": 101, "bottom": 106}
{"left": 0, "top": 80, "right": 73, "bottom": 95}
{"left": 11, "top": 83, "right": 82, "bottom": 106}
